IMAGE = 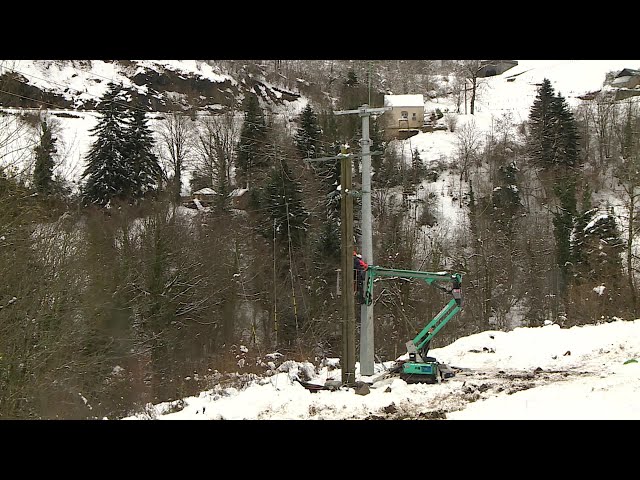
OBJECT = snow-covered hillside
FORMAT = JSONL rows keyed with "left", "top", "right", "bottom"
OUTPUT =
{"left": 383, "top": 60, "right": 640, "bottom": 266}
{"left": 2, "top": 60, "right": 637, "bottom": 189}
{"left": 0, "top": 60, "right": 308, "bottom": 191}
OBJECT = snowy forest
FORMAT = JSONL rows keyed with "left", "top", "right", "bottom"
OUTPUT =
{"left": 1, "top": 59, "right": 639, "bottom": 419}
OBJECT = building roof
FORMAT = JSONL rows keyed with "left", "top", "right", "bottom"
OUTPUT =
{"left": 229, "top": 188, "right": 248, "bottom": 197}
{"left": 616, "top": 68, "right": 640, "bottom": 78}
{"left": 383, "top": 94, "right": 424, "bottom": 108}
{"left": 480, "top": 60, "right": 518, "bottom": 67}
{"left": 193, "top": 187, "right": 216, "bottom": 195}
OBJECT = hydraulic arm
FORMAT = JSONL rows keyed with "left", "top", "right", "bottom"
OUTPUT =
{"left": 363, "top": 265, "right": 463, "bottom": 382}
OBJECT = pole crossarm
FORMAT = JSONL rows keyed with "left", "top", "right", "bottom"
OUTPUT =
{"left": 334, "top": 105, "right": 391, "bottom": 116}
{"left": 303, "top": 151, "right": 383, "bottom": 163}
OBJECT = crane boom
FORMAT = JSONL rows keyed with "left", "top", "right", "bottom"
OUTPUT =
{"left": 362, "top": 265, "right": 463, "bottom": 383}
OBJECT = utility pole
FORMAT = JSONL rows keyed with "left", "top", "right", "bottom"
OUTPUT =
{"left": 339, "top": 145, "right": 356, "bottom": 386}
{"left": 304, "top": 145, "right": 357, "bottom": 386}
{"left": 464, "top": 78, "right": 467, "bottom": 115}
{"left": 335, "top": 104, "right": 390, "bottom": 376}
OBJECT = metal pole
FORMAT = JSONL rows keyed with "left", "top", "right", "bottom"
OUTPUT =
{"left": 334, "top": 105, "right": 390, "bottom": 380}
{"left": 359, "top": 105, "right": 375, "bottom": 376}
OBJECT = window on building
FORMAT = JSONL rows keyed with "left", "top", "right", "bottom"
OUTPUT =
{"left": 401, "top": 110, "right": 408, "bottom": 119}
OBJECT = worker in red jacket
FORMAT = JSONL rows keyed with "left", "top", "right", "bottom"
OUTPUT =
{"left": 353, "top": 250, "right": 368, "bottom": 304}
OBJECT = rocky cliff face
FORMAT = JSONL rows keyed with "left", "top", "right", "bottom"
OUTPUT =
{"left": 0, "top": 60, "right": 301, "bottom": 113}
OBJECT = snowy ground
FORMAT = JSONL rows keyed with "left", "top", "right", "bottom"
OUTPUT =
{"left": 123, "top": 319, "right": 640, "bottom": 420}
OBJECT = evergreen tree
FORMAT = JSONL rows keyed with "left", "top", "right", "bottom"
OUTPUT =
{"left": 528, "top": 78, "right": 556, "bottom": 166}
{"left": 236, "top": 94, "right": 268, "bottom": 188}
{"left": 552, "top": 175, "right": 577, "bottom": 286}
{"left": 338, "top": 69, "right": 366, "bottom": 143}
{"left": 590, "top": 208, "right": 624, "bottom": 282}
{"left": 317, "top": 109, "right": 341, "bottom": 193}
{"left": 318, "top": 109, "right": 340, "bottom": 157}
{"left": 570, "top": 182, "right": 594, "bottom": 278}
{"left": 33, "top": 119, "right": 57, "bottom": 196}
{"left": 125, "top": 107, "right": 162, "bottom": 202}
{"left": 491, "top": 161, "right": 521, "bottom": 236}
{"left": 294, "top": 104, "right": 321, "bottom": 159}
{"left": 81, "top": 83, "right": 132, "bottom": 207}
{"left": 528, "top": 79, "right": 580, "bottom": 169}
{"left": 189, "top": 171, "right": 210, "bottom": 194}
{"left": 549, "top": 92, "right": 579, "bottom": 167}
{"left": 571, "top": 207, "right": 624, "bottom": 285}
{"left": 344, "top": 69, "right": 359, "bottom": 88}
{"left": 263, "top": 159, "right": 309, "bottom": 249}
{"left": 316, "top": 209, "right": 341, "bottom": 260}
{"left": 409, "top": 147, "right": 426, "bottom": 188}
{"left": 314, "top": 110, "right": 342, "bottom": 260}
{"left": 369, "top": 115, "right": 386, "bottom": 161}
{"left": 213, "top": 156, "right": 231, "bottom": 213}
{"left": 529, "top": 78, "right": 581, "bottom": 296}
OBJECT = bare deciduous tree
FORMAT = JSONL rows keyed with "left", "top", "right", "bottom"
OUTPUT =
{"left": 456, "top": 119, "right": 482, "bottom": 184}
{"left": 613, "top": 99, "right": 640, "bottom": 315}
{"left": 589, "top": 92, "right": 617, "bottom": 167}
{"left": 457, "top": 60, "right": 485, "bottom": 115}
{"left": 192, "top": 111, "right": 238, "bottom": 203}
{"left": 156, "top": 113, "right": 196, "bottom": 202}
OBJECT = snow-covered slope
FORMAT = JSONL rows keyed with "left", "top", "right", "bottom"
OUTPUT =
{"left": 2, "top": 59, "right": 637, "bottom": 196}
{"left": 123, "top": 318, "right": 640, "bottom": 420}
{"left": 0, "top": 60, "right": 307, "bottom": 189}
{"left": 378, "top": 59, "right": 639, "bottom": 278}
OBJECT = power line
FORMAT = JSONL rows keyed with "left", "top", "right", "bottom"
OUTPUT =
{"left": 1, "top": 64, "right": 152, "bottom": 115}
{"left": 0, "top": 88, "right": 101, "bottom": 120}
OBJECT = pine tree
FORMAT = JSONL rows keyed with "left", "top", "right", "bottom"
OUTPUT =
{"left": 317, "top": 109, "right": 341, "bottom": 192}
{"left": 550, "top": 92, "right": 579, "bottom": 167}
{"left": 264, "top": 159, "right": 309, "bottom": 249}
{"left": 294, "top": 104, "right": 321, "bottom": 159}
{"left": 409, "top": 147, "right": 425, "bottom": 188}
{"left": 316, "top": 210, "right": 341, "bottom": 260}
{"left": 126, "top": 107, "right": 162, "bottom": 202}
{"left": 213, "top": 156, "right": 231, "bottom": 213}
{"left": 81, "top": 83, "right": 132, "bottom": 207}
{"left": 236, "top": 94, "right": 268, "bottom": 188}
{"left": 570, "top": 183, "right": 594, "bottom": 279}
{"left": 552, "top": 175, "right": 577, "bottom": 287}
{"left": 338, "top": 69, "right": 366, "bottom": 143}
{"left": 314, "top": 110, "right": 342, "bottom": 260}
{"left": 529, "top": 78, "right": 581, "bottom": 295}
{"left": 491, "top": 161, "right": 521, "bottom": 236}
{"left": 571, "top": 207, "right": 624, "bottom": 285}
{"left": 369, "top": 115, "right": 386, "bottom": 159}
{"left": 528, "top": 79, "right": 580, "bottom": 169}
{"left": 344, "top": 69, "right": 359, "bottom": 88}
{"left": 528, "top": 78, "right": 556, "bottom": 166}
{"left": 33, "top": 119, "right": 57, "bottom": 196}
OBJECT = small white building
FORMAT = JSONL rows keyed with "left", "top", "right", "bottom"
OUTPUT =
{"left": 383, "top": 94, "right": 424, "bottom": 138}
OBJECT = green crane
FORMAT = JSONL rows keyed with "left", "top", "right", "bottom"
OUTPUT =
{"left": 362, "top": 265, "right": 463, "bottom": 383}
